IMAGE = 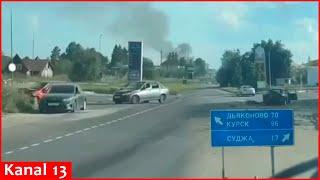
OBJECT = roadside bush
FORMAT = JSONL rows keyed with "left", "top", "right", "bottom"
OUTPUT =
{"left": 2, "top": 85, "right": 35, "bottom": 113}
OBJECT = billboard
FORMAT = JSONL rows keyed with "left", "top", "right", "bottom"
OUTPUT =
{"left": 128, "top": 41, "right": 143, "bottom": 82}
{"left": 254, "top": 46, "right": 265, "bottom": 63}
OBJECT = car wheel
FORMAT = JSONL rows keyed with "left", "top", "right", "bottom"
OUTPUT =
{"left": 131, "top": 95, "right": 140, "bottom": 104}
{"left": 39, "top": 106, "right": 46, "bottom": 113}
{"left": 283, "top": 99, "right": 287, "bottom": 105}
{"left": 159, "top": 94, "right": 166, "bottom": 103}
{"left": 71, "top": 101, "right": 76, "bottom": 112}
{"left": 81, "top": 100, "right": 87, "bottom": 110}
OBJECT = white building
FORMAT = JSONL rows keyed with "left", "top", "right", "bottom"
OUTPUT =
{"left": 307, "top": 66, "right": 318, "bottom": 86}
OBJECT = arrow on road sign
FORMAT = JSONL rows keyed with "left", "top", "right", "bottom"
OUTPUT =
{"left": 282, "top": 133, "right": 290, "bottom": 142}
{"left": 215, "top": 117, "right": 223, "bottom": 125}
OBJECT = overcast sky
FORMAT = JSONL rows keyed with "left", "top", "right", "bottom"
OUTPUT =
{"left": 2, "top": 2, "right": 318, "bottom": 68}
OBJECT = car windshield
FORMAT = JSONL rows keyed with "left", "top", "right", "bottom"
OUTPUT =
{"left": 271, "top": 89, "right": 283, "bottom": 94}
{"left": 124, "top": 82, "right": 145, "bottom": 90}
{"left": 49, "top": 85, "right": 75, "bottom": 94}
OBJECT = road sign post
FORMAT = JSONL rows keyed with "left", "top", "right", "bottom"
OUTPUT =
{"left": 222, "top": 147, "right": 225, "bottom": 178}
{"left": 271, "top": 146, "right": 275, "bottom": 177}
{"left": 211, "top": 109, "right": 294, "bottom": 177}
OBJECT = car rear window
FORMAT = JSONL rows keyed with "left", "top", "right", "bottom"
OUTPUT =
{"left": 49, "top": 85, "right": 75, "bottom": 94}
{"left": 152, "top": 83, "right": 159, "bottom": 89}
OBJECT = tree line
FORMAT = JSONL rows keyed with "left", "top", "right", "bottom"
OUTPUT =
{"left": 49, "top": 42, "right": 209, "bottom": 81}
{"left": 216, "top": 39, "right": 294, "bottom": 87}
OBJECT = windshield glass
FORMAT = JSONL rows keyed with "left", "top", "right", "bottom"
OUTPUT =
{"left": 124, "top": 82, "right": 145, "bottom": 90}
{"left": 49, "top": 85, "right": 75, "bottom": 94}
{"left": 271, "top": 89, "right": 283, "bottom": 94}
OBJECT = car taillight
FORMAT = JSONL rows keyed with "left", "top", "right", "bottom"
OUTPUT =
{"left": 34, "top": 89, "right": 48, "bottom": 101}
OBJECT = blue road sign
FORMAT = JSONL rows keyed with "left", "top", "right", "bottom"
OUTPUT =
{"left": 211, "top": 109, "right": 294, "bottom": 147}
{"left": 128, "top": 41, "right": 143, "bottom": 82}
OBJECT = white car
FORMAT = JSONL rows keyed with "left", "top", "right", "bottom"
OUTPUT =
{"left": 239, "top": 85, "right": 255, "bottom": 96}
{"left": 113, "top": 81, "right": 169, "bottom": 104}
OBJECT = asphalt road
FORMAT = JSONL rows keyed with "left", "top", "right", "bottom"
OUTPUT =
{"left": 2, "top": 88, "right": 318, "bottom": 178}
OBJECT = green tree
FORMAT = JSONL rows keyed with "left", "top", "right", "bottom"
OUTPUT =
{"left": 240, "top": 52, "right": 257, "bottom": 87}
{"left": 54, "top": 59, "right": 72, "bottom": 75}
{"left": 62, "top": 42, "right": 103, "bottom": 81}
{"left": 194, "top": 58, "right": 207, "bottom": 77}
{"left": 64, "top": 42, "right": 84, "bottom": 61}
{"left": 50, "top": 46, "right": 61, "bottom": 61}
{"left": 251, "top": 39, "right": 292, "bottom": 85}
{"left": 179, "top": 57, "right": 187, "bottom": 67}
{"left": 110, "top": 45, "right": 128, "bottom": 67}
{"left": 216, "top": 50, "right": 242, "bottom": 87}
{"left": 143, "top": 57, "right": 154, "bottom": 79}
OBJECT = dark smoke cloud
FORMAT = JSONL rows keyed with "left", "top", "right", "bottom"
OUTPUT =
{"left": 107, "top": 3, "right": 173, "bottom": 53}
{"left": 59, "top": 3, "right": 173, "bottom": 53}
{"left": 175, "top": 43, "right": 192, "bottom": 58}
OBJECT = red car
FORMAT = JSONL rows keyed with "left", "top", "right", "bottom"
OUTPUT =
{"left": 32, "top": 84, "right": 50, "bottom": 102}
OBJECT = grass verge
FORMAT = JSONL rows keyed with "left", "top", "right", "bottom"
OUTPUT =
{"left": 2, "top": 85, "right": 36, "bottom": 113}
{"left": 161, "top": 81, "right": 203, "bottom": 95}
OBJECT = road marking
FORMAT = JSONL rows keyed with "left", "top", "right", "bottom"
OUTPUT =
{"left": 65, "top": 133, "right": 74, "bottom": 136}
{"left": 43, "top": 139, "right": 53, "bottom": 143}
{"left": 30, "top": 143, "right": 40, "bottom": 147}
{"left": 5, "top": 100, "right": 177, "bottom": 155}
{"left": 55, "top": 136, "right": 63, "bottom": 140}
{"left": 19, "top": 146, "right": 29, "bottom": 150}
{"left": 5, "top": 151, "right": 14, "bottom": 155}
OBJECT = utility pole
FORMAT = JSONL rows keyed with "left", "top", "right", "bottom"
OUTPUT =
{"left": 10, "top": 9, "right": 14, "bottom": 82}
{"left": 268, "top": 49, "right": 272, "bottom": 88}
{"left": 32, "top": 32, "right": 35, "bottom": 59}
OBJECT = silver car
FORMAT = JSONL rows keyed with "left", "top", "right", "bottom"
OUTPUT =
{"left": 239, "top": 85, "right": 256, "bottom": 96}
{"left": 113, "top": 81, "right": 169, "bottom": 104}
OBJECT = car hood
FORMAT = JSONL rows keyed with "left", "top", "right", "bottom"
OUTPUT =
{"left": 44, "top": 93, "right": 75, "bottom": 101}
{"left": 114, "top": 89, "right": 138, "bottom": 95}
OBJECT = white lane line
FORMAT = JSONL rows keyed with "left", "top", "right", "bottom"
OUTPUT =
{"left": 30, "top": 143, "right": 40, "bottom": 147}
{"left": 4, "top": 102, "right": 175, "bottom": 155}
{"left": 65, "top": 133, "right": 74, "bottom": 137}
{"left": 43, "top": 139, "right": 53, "bottom": 143}
{"left": 19, "top": 146, "right": 29, "bottom": 150}
{"left": 5, "top": 151, "right": 14, "bottom": 155}
{"left": 55, "top": 136, "right": 63, "bottom": 140}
